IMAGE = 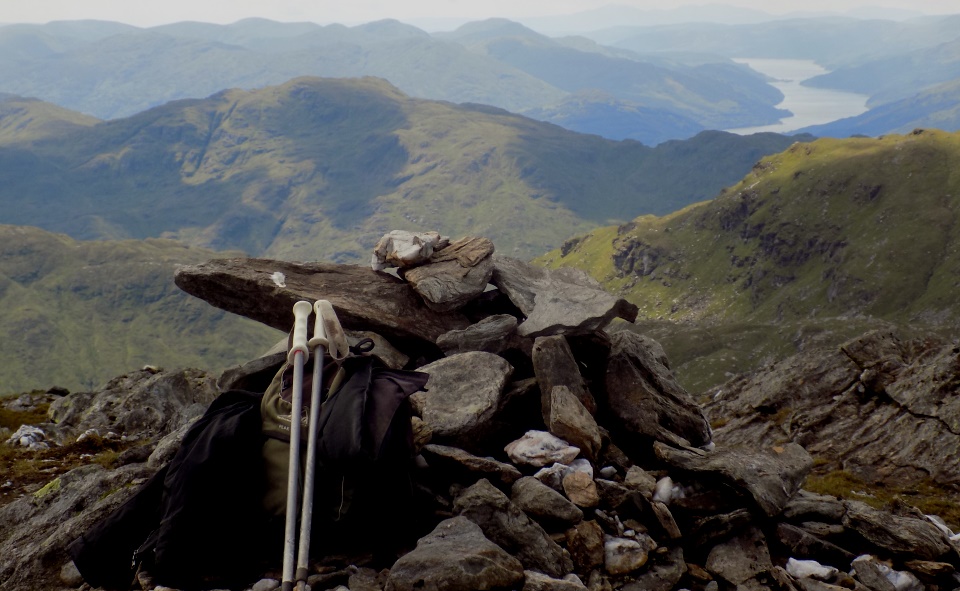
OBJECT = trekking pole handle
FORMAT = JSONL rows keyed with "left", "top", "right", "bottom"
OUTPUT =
{"left": 288, "top": 300, "right": 312, "bottom": 364}
{"left": 310, "top": 299, "right": 329, "bottom": 349}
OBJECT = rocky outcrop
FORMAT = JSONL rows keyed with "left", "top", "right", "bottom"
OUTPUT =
{"left": 3, "top": 237, "right": 960, "bottom": 591}
{"left": 705, "top": 330, "right": 960, "bottom": 493}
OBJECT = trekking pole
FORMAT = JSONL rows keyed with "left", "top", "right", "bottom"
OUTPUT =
{"left": 282, "top": 300, "right": 312, "bottom": 591}
{"left": 294, "top": 299, "right": 332, "bottom": 591}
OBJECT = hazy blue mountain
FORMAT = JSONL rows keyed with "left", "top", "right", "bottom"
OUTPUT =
{"left": 0, "top": 21, "right": 565, "bottom": 119}
{"left": 794, "top": 78, "right": 960, "bottom": 137}
{"left": 518, "top": 4, "right": 778, "bottom": 33}
{"left": 592, "top": 16, "right": 960, "bottom": 68}
{"left": 0, "top": 17, "right": 790, "bottom": 143}
{"left": 0, "top": 20, "right": 142, "bottom": 60}
{"left": 804, "top": 37, "right": 960, "bottom": 106}
{"left": 440, "top": 18, "right": 786, "bottom": 132}
{"left": 151, "top": 17, "right": 324, "bottom": 46}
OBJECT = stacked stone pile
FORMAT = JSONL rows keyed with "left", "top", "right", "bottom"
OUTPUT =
{"left": 2, "top": 233, "right": 959, "bottom": 591}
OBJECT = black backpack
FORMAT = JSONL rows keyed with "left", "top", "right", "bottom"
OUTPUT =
{"left": 69, "top": 351, "right": 429, "bottom": 590}
{"left": 68, "top": 389, "right": 269, "bottom": 590}
{"left": 260, "top": 351, "right": 429, "bottom": 555}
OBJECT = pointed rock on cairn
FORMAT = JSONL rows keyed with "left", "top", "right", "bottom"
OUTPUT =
{"left": 10, "top": 231, "right": 958, "bottom": 591}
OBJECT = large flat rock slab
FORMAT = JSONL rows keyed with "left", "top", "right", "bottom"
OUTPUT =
{"left": 654, "top": 441, "right": 813, "bottom": 517}
{"left": 174, "top": 258, "right": 469, "bottom": 346}
{"left": 491, "top": 256, "right": 638, "bottom": 338}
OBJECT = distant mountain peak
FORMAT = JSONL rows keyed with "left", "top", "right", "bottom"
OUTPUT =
{"left": 447, "top": 18, "right": 546, "bottom": 41}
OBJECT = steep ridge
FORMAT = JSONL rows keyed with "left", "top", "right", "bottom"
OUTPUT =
{"left": 0, "top": 78, "right": 809, "bottom": 261}
{"left": 540, "top": 129, "right": 960, "bottom": 389}
{"left": 0, "top": 225, "right": 279, "bottom": 394}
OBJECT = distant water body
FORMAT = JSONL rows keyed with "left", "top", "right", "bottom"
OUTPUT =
{"left": 726, "top": 58, "right": 870, "bottom": 135}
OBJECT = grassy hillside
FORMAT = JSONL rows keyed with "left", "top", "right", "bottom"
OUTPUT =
{"left": 540, "top": 129, "right": 960, "bottom": 390}
{"left": 0, "top": 225, "right": 280, "bottom": 395}
{"left": 0, "top": 80, "right": 809, "bottom": 262}
{"left": 0, "top": 96, "right": 99, "bottom": 143}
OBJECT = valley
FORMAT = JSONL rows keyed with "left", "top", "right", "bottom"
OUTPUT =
{"left": 725, "top": 59, "right": 869, "bottom": 134}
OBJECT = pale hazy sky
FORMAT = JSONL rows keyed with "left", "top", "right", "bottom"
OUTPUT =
{"left": 2, "top": 0, "right": 958, "bottom": 28}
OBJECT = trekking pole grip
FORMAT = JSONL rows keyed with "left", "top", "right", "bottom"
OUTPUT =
{"left": 289, "top": 300, "right": 312, "bottom": 364}
{"left": 310, "top": 299, "right": 329, "bottom": 349}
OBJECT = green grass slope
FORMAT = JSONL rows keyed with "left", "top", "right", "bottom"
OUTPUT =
{"left": 541, "top": 129, "right": 960, "bottom": 390}
{"left": 0, "top": 225, "right": 280, "bottom": 395}
{"left": 0, "top": 77, "right": 809, "bottom": 262}
{"left": 0, "top": 95, "right": 99, "bottom": 144}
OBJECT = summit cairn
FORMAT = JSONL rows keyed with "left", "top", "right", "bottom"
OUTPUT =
{"left": 3, "top": 232, "right": 960, "bottom": 591}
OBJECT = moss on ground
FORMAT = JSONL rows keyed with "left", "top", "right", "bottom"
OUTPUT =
{"left": 0, "top": 432, "right": 135, "bottom": 509}
{"left": 805, "top": 468, "right": 960, "bottom": 531}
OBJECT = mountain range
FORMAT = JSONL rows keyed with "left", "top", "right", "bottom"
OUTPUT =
{"left": 0, "top": 17, "right": 789, "bottom": 146}
{"left": 593, "top": 16, "right": 960, "bottom": 69}
{"left": 0, "top": 80, "right": 810, "bottom": 262}
{"left": 803, "top": 37, "right": 960, "bottom": 106}
{"left": 3, "top": 15, "right": 960, "bottom": 145}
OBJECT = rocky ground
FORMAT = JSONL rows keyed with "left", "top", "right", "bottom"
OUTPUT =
{"left": 2, "top": 233, "right": 959, "bottom": 591}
